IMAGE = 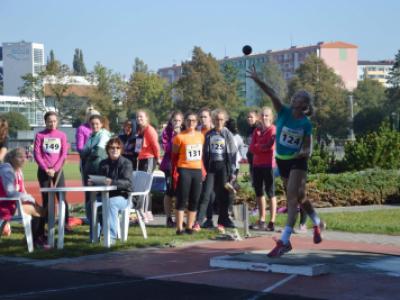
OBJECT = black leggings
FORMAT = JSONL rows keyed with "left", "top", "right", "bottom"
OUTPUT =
{"left": 176, "top": 168, "right": 202, "bottom": 211}
{"left": 197, "top": 161, "right": 231, "bottom": 224}
{"left": 138, "top": 158, "right": 156, "bottom": 173}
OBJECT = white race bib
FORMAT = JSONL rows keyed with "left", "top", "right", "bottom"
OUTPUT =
{"left": 135, "top": 138, "right": 143, "bottom": 153}
{"left": 279, "top": 127, "right": 303, "bottom": 149}
{"left": 185, "top": 144, "right": 202, "bottom": 161}
{"left": 43, "top": 138, "right": 61, "bottom": 154}
{"left": 210, "top": 135, "right": 225, "bottom": 154}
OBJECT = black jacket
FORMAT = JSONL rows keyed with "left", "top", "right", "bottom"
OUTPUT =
{"left": 99, "top": 156, "right": 133, "bottom": 198}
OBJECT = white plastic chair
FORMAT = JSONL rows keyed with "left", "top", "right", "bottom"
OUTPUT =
{"left": 0, "top": 197, "right": 34, "bottom": 252}
{"left": 120, "top": 171, "right": 154, "bottom": 241}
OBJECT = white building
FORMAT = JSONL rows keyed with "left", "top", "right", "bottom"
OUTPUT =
{"left": 358, "top": 60, "right": 394, "bottom": 87}
{"left": 2, "top": 41, "right": 45, "bottom": 96}
{"left": 0, "top": 95, "right": 43, "bottom": 126}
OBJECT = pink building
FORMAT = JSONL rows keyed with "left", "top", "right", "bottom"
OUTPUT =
{"left": 319, "top": 42, "right": 358, "bottom": 90}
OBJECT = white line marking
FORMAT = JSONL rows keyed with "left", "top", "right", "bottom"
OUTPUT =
{"left": 0, "top": 269, "right": 224, "bottom": 299}
{"left": 262, "top": 274, "right": 297, "bottom": 293}
{"left": 246, "top": 274, "right": 298, "bottom": 300}
{"left": 146, "top": 268, "right": 224, "bottom": 279}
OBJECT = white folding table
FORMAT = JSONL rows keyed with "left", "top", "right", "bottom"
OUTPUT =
{"left": 40, "top": 185, "right": 117, "bottom": 249}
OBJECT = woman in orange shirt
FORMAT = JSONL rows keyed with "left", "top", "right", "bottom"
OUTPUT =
{"left": 172, "top": 112, "right": 205, "bottom": 235}
{"left": 136, "top": 110, "right": 161, "bottom": 173}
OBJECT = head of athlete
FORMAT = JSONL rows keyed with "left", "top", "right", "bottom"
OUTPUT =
{"left": 290, "top": 90, "right": 314, "bottom": 117}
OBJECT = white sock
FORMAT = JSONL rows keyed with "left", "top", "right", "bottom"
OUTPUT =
{"left": 280, "top": 226, "right": 293, "bottom": 244}
{"left": 309, "top": 212, "right": 320, "bottom": 226}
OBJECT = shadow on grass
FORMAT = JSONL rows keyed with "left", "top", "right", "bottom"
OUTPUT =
{"left": 0, "top": 224, "right": 219, "bottom": 260}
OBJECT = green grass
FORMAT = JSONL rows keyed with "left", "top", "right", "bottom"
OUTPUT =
{"left": 22, "top": 162, "right": 81, "bottom": 181}
{"left": 267, "top": 209, "right": 400, "bottom": 235}
{"left": 0, "top": 224, "right": 220, "bottom": 259}
{"left": 2, "top": 209, "right": 399, "bottom": 259}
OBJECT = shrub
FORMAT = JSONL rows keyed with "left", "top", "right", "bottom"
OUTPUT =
{"left": 341, "top": 124, "right": 400, "bottom": 171}
{"left": 236, "top": 168, "right": 400, "bottom": 208}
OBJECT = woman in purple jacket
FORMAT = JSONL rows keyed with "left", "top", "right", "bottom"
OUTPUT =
{"left": 160, "top": 111, "right": 184, "bottom": 227}
{"left": 34, "top": 111, "right": 69, "bottom": 228}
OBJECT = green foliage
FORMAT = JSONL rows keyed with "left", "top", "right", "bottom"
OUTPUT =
{"left": 220, "top": 62, "right": 246, "bottom": 119}
{"left": 308, "top": 142, "right": 332, "bottom": 174}
{"left": 88, "top": 63, "right": 127, "bottom": 133}
{"left": 353, "top": 107, "right": 387, "bottom": 135}
{"left": 46, "top": 50, "right": 61, "bottom": 75}
{"left": 0, "top": 112, "right": 30, "bottom": 137}
{"left": 288, "top": 54, "right": 349, "bottom": 139}
{"left": 386, "top": 49, "right": 400, "bottom": 116}
{"left": 341, "top": 124, "right": 400, "bottom": 171}
{"left": 353, "top": 78, "right": 387, "bottom": 113}
{"left": 257, "top": 55, "right": 287, "bottom": 107}
{"left": 125, "top": 58, "right": 173, "bottom": 125}
{"left": 72, "top": 48, "right": 87, "bottom": 76}
{"left": 307, "top": 168, "right": 400, "bottom": 206}
{"left": 176, "top": 47, "right": 243, "bottom": 113}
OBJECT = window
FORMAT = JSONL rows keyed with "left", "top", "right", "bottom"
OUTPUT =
{"left": 33, "top": 48, "right": 43, "bottom": 64}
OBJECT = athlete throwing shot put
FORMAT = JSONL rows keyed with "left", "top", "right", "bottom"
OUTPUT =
{"left": 247, "top": 65, "right": 325, "bottom": 257}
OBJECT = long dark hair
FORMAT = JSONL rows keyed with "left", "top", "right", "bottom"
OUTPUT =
{"left": 0, "top": 118, "right": 8, "bottom": 142}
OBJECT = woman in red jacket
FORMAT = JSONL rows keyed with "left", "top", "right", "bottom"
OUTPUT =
{"left": 249, "top": 107, "right": 277, "bottom": 231}
{"left": 136, "top": 110, "right": 161, "bottom": 173}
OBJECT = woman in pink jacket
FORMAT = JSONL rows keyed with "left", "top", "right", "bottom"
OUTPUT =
{"left": 34, "top": 111, "right": 69, "bottom": 229}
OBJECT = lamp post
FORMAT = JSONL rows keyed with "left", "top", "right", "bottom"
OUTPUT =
{"left": 348, "top": 94, "right": 355, "bottom": 140}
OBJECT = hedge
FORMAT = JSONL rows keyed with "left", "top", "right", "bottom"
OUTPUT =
{"left": 236, "top": 168, "right": 400, "bottom": 208}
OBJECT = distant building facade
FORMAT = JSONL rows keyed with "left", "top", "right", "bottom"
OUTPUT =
{"left": 358, "top": 60, "right": 393, "bottom": 87}
{"left": 2, "top": 41, "right": 45, "bottom": 96}
{"left": 158, "top": 41, "right": 358, "bottom": 105}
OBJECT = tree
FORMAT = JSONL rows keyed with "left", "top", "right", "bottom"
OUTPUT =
{"left": 88, "top": 63, "right": 127, "bottom": 132}
{"left": 386, "top": 49, "right": 400, "bottom": 115}
{"left": 352, "top": 78, "right": 388, "bottom": 135}
{"left": 220, "top": 62, "right": 246, "bottom": 119}
{"left": 73, "top": 48, "right": 87, "bottom": 76}
{"left": 0, "top": 112, "right": 30, "bottom": 137}
{"left": 353, "top": 78, "right": 387, "bottom": 113}
{"left": 125, "top": 58, "right": 173, "bottom": 124}
{"left": 257, "top": 55, "right": 287, "bottom": 107}
{"left": 288, "top": 54, "right": 349, "bottom": 139}
{"left": 175, "top": 47, "right": 240, "bottom": 112}
{"left": 46, "top": 50, "right": 61, "bottom": 75}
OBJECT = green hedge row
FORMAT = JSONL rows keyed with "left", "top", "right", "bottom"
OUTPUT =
{"left": 236, "top": 169, "right": 400, "bottom": 208}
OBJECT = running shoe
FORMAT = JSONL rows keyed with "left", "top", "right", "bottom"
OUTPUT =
{"left": 192, "top": 222, "right": 201, "bottom": 232}
{"left": 266, "top": 221, "right": 275, "bottom": 232}
{"left": 166, "top": 217, "right": 175, "bottom": 228}
{"left": 250, "top": 221, "right": 266, "bottom": 230}
{"left": 313, "top": 221, "right": 326, "bottom": 244}
{"left": 201, "top": 219, "right": 215, "bottom": 229}
{"left": 217, "top": 224, "right": 225, "bottom": 234}
{"left": 0, "top": 221, "right": 11, "bottom": 237}
{"left": 176, "top": 229, "right": 185, "bottom": 235}
{"left": 185, "top": 228, "right": 194, "bottom": 235}
{"left": 267, "top": 239, "right": 292, "bottom": 258}
{"left": 222, "top": 218, "right": 236, "bottom": 228}
{"left": 298, "top": 224, "right": 308, "bottom": 233}
{"left": 34, "top": 236, "right": 51, "bottom": 250}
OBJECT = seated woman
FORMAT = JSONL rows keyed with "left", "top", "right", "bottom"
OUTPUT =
{"left": 93, "top": 137, "right": 133, "bottom": 245}
{"left": 0, "top": 148, "right": 48, "bottom": 249}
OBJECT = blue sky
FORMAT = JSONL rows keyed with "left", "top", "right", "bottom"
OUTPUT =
{"left": 1, "top": 0, "right": 399, "bottom": 76}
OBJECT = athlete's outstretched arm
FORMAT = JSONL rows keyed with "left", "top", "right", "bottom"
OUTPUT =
{"left": 246, "top": 64, "right": 283, "bottom": 113}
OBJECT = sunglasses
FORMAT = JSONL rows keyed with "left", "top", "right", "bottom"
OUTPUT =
{"left": 109, "top": 146, "right": 121, "bottom": 150}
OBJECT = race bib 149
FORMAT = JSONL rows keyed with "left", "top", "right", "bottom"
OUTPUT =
{"left": 43, "top": 138, "right": 61, "bottom": 154}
